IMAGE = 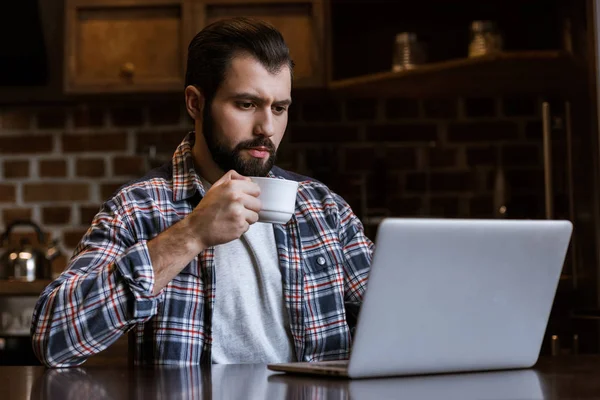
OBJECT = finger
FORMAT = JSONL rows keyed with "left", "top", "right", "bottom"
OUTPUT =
{"left": 240, "top": 193, "right": 262, "bottom": 213}
{"left": 246, "top": 210, "right": 259, "bottom": 225}
{"left": 229, "top": 179, "right": 261, "bottom": 197}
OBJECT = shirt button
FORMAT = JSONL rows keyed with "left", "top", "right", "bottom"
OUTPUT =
{"left": 317, "top": 256, "right": 326, "bottom": 266}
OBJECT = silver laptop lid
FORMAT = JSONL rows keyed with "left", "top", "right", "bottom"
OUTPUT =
{"left": 348, "top": 218, "right": 572, "bottom": 378}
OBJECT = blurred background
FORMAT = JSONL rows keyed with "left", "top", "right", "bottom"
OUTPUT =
{"left": 1, "top": 0, "right": 600, "bottom": 365}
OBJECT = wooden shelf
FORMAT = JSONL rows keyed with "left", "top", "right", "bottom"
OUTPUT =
{"left": 0, "top": 280, "right": 52, "bottom": 296}
{"left": 329, "top": 51, "right": 585, "bottom": 98}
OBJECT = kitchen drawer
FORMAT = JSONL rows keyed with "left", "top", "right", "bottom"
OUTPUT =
{"left": 191, "top": 0, "right": 330, "bottom": 88}
{"left": 64, "top": 0, "right": 194, "bottom": 93}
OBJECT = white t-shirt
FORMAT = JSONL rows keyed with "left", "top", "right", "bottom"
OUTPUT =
{"left": 204, "top": 179, "right": 295, "bottom": 363}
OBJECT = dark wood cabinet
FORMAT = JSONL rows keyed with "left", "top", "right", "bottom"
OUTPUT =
{"left": 191, "top": 0, "right": 329, "bottom": 88}
{"left": 64, "top": 0, "right": 194, "bottom": 93}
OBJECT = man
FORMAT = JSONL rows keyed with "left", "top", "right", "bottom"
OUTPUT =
{"left": 31, "top": 17, "right": 373, "bottom": 367}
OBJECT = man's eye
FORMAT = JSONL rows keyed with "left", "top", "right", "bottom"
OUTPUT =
{"left": 273, "top": 106, "right": 287, "bottom": 114}
{"left": 239, "top": 102, "right": 254, "bottom": 109}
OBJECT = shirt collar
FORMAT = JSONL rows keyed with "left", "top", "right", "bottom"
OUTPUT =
{"left": 171, "top": 131, "right": 204, "bottom": 203}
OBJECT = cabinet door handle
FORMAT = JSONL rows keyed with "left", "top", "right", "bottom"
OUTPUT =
{"left": 120, "top": 62, "right": 136, "bottom": 79}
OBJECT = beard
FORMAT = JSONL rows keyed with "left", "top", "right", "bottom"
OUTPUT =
{"left": 202, "top": 101, "right": 277, "bottom": 177}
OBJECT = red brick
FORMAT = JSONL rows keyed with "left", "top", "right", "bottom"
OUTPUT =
{"left": 111, "top": 107, "right": 144, "bottom": 127}
{"left": 42, "top": 206, "right": 72, "bottom": 225}
{"left": 505, "top": 169, "right": 544, "bottom": 191}
{"left": 365, "top": 172, "right": 399, "bottom": 208}
{"left": 0, "top": 109, "right": 32, "bottom": 130}
{"left": 503, "top": 97, "right": 537, "bottom": 117}
{"left": 113, "top": 156, "right": 145, "bottom": 176}
{"left": 525, "top": 121, "right": 542, "bottom": 139}
{"left": 80, "top": 205, "right": 101, "bottom": 225}
{"left": 76, "top": 158, "right": 105, "bottom": 177}
{"left": 101, "top": 182, "right": 126, "bottom": 201}
{"left": 385, "top": 98, "right": 419, "bottom": 119}
{"left": 63, "top": 229, "right": 89, "bottom": 248}
{"left": 387, "top": 196, "right": 423, "bottom": 216}
{"left": 406, "top": 171, "right": 474, "bottom": 193}
{"left": 4, "top": 160, "right": 29, "bottom": 178}
{"left": 136, "top": 130, "right": 188, "bottom": 153}
{"left": 430, "top": 197, "right": 461, "bottom": 216}
{"left": 503, "top": 144, "right": 541, "bottom": 166}
{"left": 467, "top": 146, "right": 498, "bottom": 166}
{"left": 464, "top": 98, "right": 496, "bottom": 118}
{"left": 448, "top": 122, "right": 519, "bottom": 142}
{"left": 427, "top": 148, "right": 458, "bottom": 168}
{"left": 346, "top": 98, "right": 378, "bottom": 121}
{"left": 2, "top": 208, "right": 32, "bottom": 225}
{"left": 423, "top": 99, "right": 457, "bottom": 119}
{"left": 63, "top": 133, "right": 127, "bottom": 153}
{"left": 508, "top": 194, "right": 544, "bottom": 219}
{"left": 470, "top": 196, "right": 494, "bottom": 217}
{"left": 367, "top": 124, "right": 438, "bottom": 142}
{"left": 37, "top": 108, "right": 66, "bottom": 129}
{"left": 385, "top": 147, "right": 418, "bottom": 169}
{"left": 23, "top": 183, "right": 89, "bottom": 202}
{"left": 304, "top": 147, "right": 339, "bottom": 172}
{"left": 321, "top": 172, "right": 363, "bottom": 200}
{"left": 73, "top": 106, "right": 105, "bottom": 128}
{"left": 0, "top": 135, "right": 53, "bottom": 154}
{"left": 0, "top": 184, "right": 16, "bottom": 202}
{"left": 303, "top": 99, "right": 342, "bottom": 122}
{"left": 344, "top": 147, "right": 377, "bottom": 171}
{"left": 325, "top": 172, "right": 364, "bottom": 190}
{"left": 288, "top": 126, "right": 360, "bottom": 143}
{"left": 148, "top": 103, "right": 182, "bottom": 126}
{"left": 39, "top": 160, "right": 67, "bottom": 178}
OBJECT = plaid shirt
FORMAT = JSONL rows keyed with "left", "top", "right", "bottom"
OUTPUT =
{"left": 31, "top": 132, "right": 373, "bottom": 367}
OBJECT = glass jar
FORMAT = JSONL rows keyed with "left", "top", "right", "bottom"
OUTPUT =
{"left": 392, "top": 32, "right": 426, "bottom": 72}
{"left": 468, "top": 21, "right": 503, "bottom": 57}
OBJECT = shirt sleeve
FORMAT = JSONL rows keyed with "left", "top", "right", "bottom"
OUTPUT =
{"left": 30, "top": 203, "right": 161, "bottom": 367}
{"left": 334, "top": 194, "right": 374, "bottom": 303}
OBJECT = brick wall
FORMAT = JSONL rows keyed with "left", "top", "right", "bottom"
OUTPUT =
{"left": 0, "top": 95, "right": 557, "bottom": 275}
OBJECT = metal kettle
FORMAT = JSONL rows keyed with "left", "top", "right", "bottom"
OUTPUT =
{"left": 0, "top": 220, "right": 60, "bottom": 281}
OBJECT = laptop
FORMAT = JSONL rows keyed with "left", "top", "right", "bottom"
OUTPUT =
{"left": 267, "top": 218, "right": 573, "bottom": 379}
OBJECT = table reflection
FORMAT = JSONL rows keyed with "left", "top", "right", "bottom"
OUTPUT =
{"left": 29, "top": 364, "right": 545, "bottom": 400}
{"left": 269, "top": 369, "right": 545, "bottom": 400}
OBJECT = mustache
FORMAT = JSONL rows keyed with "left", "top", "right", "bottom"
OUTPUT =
{"left": 234, "top": 137, "right": 276, "bottom": 154}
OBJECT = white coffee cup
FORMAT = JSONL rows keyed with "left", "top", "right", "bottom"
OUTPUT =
{"left": 250, "top": 177, "right": 299, "bottom": 224}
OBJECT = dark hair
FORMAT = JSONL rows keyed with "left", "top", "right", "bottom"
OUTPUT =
{"left": 185, "top": 17, "right": 295, "bottom": 102}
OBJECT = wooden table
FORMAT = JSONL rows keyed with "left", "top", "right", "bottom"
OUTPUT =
{"left": 4, "top": 355, "right": 600, "bottom": 399}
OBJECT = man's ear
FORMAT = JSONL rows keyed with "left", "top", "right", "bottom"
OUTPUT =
{"left": 184, "top": 85, "right": 205, "bottom": 120}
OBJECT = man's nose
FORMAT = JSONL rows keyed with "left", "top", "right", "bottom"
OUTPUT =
{"left": 254, "top": 109, "right": 275, "bottom": 137}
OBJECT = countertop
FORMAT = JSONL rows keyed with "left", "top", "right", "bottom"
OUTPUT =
{"left": 3, "top": 355, "right": 600, "bottom": 399}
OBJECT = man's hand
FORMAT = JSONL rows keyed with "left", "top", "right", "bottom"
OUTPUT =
{"left": 148, "top": 170, "right": 261, "bottom": 294}
{"left": 188, "top": 170, "right": 261, "bottom": 249}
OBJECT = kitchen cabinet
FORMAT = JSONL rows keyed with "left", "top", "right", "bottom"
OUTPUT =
{"left": 63, "top": 0, "right": 328, "bottom": 94}
{"left": 191, "top": 0, "right": 329, "bottom": 88}
{"left": 64, "top": 0, "right": 194, "bottom": 93}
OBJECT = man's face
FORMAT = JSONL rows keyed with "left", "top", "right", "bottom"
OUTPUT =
{"left": 202, "top": 54, "right": 292, "bottom": 177}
